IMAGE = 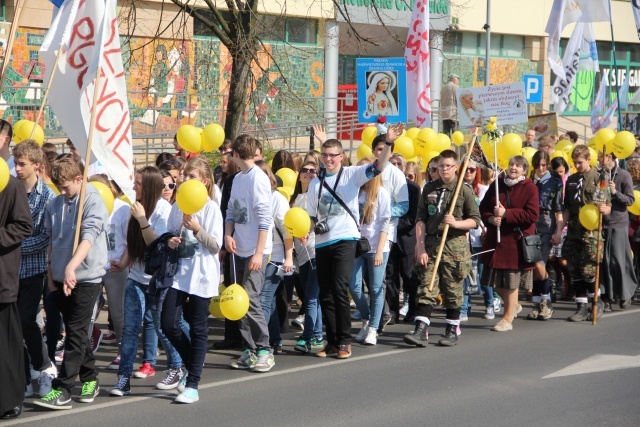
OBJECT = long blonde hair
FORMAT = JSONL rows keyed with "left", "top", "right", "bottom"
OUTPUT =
{"left": 358, "top": 157, "right": 382, "bottom": 225}
{"left": 183, "top": 157, "right": 216, "bottom": 200}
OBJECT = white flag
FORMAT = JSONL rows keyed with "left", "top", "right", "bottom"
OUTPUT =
{"left": 41, "top": 0, "right": 135, "bottom": 202}
{"left": 578, "top": 22, "right": 599, "bottom": 72}
{"left": 619, "top": 73, "right": 630, "bottom": 110}
{"left": 630, "top": 89, "right": 640, "bottom": 106}
{"left": 633, "top": 0, "right": 640, "bottom": 40}
{"left": 551, "top": 22, "right": 584, "bottom": 114}
{"left": 546, "top": 0, "right": 610, "bottom": 80}
{"left": 404, "top": 1, "right": 431, "bottom": 128}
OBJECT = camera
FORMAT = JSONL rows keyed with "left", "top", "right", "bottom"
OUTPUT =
{"left": 314, "top": 220, "right": 329, "bottom": 235}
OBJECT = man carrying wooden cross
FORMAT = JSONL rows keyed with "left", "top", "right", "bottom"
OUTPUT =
{"left": 404, "top": 149, "right": 481, "bottom": 347}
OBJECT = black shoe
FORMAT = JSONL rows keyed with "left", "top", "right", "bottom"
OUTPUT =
{"left": 212, "top": 339, "right": 242, "bottom": 350}
{"left": 438, "top": 324, "right": 459, "bottom": 346}
{"left": 403, "top": 314, "right": 416, "bottom": 323}
{"left": 567, "top": 303, "right": 589, "bottom": 322}
{"left": 0, "top": 404, "right": 22, "bottom": 419}
{"left": 403, "top": 321, "right": 428, "bottom": 347}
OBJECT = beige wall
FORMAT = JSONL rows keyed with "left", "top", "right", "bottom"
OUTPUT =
{"left": 10, "top": 0, "right": 54, "bottom": 28}
{"left": 453, "top": 0, "right": 639, "bottom": 43}
{"left": 142, "top": 0, "right": 335, "bottom": 19}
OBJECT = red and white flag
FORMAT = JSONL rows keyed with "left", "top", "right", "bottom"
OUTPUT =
{"left": 40, "top": 0, "right": 135, "bottom": 202}
{"left": 404, "top": 0, "right": 431, "bottom": 128}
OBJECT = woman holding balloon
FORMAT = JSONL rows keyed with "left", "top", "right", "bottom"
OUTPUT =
{"left": 162, "top": 157, "right": 223, "bottom": 404}
{"left": 479, "top": 156, "right": 539, "bottom": 332}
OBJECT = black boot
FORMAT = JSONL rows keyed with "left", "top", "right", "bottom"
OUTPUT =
{"left": 403, "top": 321, "right": 428, "bottom": 347}
{"left": 567, "top": 303, "right": 589, "bottom": 322}
{"left": 438, "top": 324, "right": 459, "bottom": 346}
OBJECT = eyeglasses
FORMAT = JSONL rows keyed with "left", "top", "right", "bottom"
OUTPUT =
{"left": 300, "top": 167, "right": 317, "bottom": 174}
{"left": 164, "top": 183, "right": 176, "bottom": 190}
{"left": 428, "top": 167, "right": 438, "bottom": 173}
{"left": 438, "top": 164, "right": 457, "bottom": 170}
{"left": 390, "top": 161, "right": 401, "bottom": 166}
{"left": 321, "top": 152, "right": 342, "bottom": 160}
{"left": 465, "top": 167, "right": 477, "bottom": 173}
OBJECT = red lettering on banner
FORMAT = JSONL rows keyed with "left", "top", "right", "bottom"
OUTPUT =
{"left": 67, "top": 17, "right": 96, "bottom": 89}
{"left": 102, "top": 18, "right": 125, "bottom": 78}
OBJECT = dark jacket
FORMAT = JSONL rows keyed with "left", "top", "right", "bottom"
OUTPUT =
{"left": 0, "top": 176, "right": 34, "bottom": 303}
{"left": 604, "top": 165, "right": 634, "bottom": 229}
{"left": 396, "top": 179, "right": 420, "bottom": 255}
{"left": 480, "top": 178, "right": 539, "bottom": 270}
{"left": 145, "top": 232, "right": 179, "bottom": 309}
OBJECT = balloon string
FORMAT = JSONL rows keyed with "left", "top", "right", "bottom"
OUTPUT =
{"left": 304, "top": 245, "right": 315, "bottom": 270}
{"left": 231, "top": 253, "right": 237, "bottom": 284}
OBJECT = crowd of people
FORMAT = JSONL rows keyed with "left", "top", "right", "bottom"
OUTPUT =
{"left": 0, "top": 117, "right": 638, "bottom": 419}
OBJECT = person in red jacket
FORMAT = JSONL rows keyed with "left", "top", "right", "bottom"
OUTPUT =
{"left": 480, "top": 156, "right": 539, "bottom": 332}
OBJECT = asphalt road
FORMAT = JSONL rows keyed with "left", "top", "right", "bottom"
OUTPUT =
{"left": 7, "top": 298, "right": 640, "bottom": 427}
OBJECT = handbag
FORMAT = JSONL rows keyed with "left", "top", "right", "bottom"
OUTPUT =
{"left": 505, "top": 188, "right": 542, "bottom": 264}
{"left": 321, "top": 170, "right": 371, "bottom": 258}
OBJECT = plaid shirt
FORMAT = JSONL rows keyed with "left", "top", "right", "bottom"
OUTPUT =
{"left": 20, "top": 178, "right": 56, "bottom": 279}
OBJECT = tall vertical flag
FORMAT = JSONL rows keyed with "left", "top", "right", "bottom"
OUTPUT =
{"left": 618, "top": 73, "right": 630, "bottom": 110}
{"left": 40, "top": 0, "right": 135, "bottom": 202}
{"left": 633, "top": 0, "right": 640, "bottom": 40}
{"left": 551, "top": 22, "right": 584, "bottom": 115}
{"left": 404, "top": 0, "right": 431, "bottom": 128}
{"left": 591, "top": 74, "right": 608, "bottom": 132}
{"left": 546, "top": 0, "right": 610, "bottom": 82}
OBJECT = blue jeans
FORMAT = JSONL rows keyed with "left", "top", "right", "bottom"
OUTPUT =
{"left": 461, "top": 249, "right": 493, "bottom": 315}
{"left": 349, "top": 252, "right": 389, "bottom": 330}
{"left": 299, "top": 259, "right": 322, "bottom": 340}
{"left": 259, "top": 262, "right": 282, "bottom": 346}
{"left": 119, "top": 279, "right": 182, "bottom": 377}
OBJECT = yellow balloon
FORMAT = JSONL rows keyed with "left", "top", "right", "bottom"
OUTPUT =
{"left": 218, "top": 284, "right": 226, "bottom": 294}
{"left": 437, "top": 133, "right": 451, "bottom": 152}
{"left": 393, "top": 136, "right": 415, "bottom": 159}
{"left": 14, "top": 120, "right": 44, "bottom": 146}
{"left": 588, "top": 147, "right": 598, "bottom": 167}
{"left": 405, "top": 127, "right": 420, "bottom": 142}
{"left": 579, "top": 204, "right": 600, "bottom": 231}
{"left": 119, "top": 194, "right": 132, "bottom": 206}
{"left": 202, "top": 123, "right": 225, "bottom": 152}
{"left": 452, "top": 131, "right": 464, "bottom": 146}
{"left": 407, "top": 156, "right": 419, "bottom": 163}
{"left": 521, "top": 147, "right": 536, "bottom": 166}
{"left": 176, "top": 179, "right": 208, "bottom": 214}
{"left": 416, "top": 128, "right": 437, "bottom": 153}
{"left": 209, "top": 296, "right": 224, "bottom": 319}
{"left": 498, "top": 156, "right": 511, "bottom": 170}
{"left": 277, "top": 187, "right": 291, "bottom": 202}
{"left": 284, "top": 207, "right": 311, "bottom": 238}
{"left": 0, "top": 157, "right": 9, "bottom": 193}
{"left": 276, "top": 168, "right": 297, "bottom": 189}
{"left": 587, "top": 137, "right": 597, "bottom": 149}
{"left": 550, "top": 150, "right": 568, "bottom": 162}
{"left": 421, "top": 151, "right": 440, "bottom": 170}
{"left": 555, "top": 139, "right": 574, "bottom": 155}
{"left": 595, "top": 128, "right": 615, "bottom": 153}
{"left": 220, "top": 284, "right": 250, "bottom": 320}
{"left": 89, "top": 182, "right": 114, "bottom": 215}
{"left": 361, "top": 126, "right": 378, "bottom": 148}
{"left": 498, "top": 133, "right": 522, "bottom": 164}
{"left": 481, "top": 135, "right": 496, "bottom": 163}
{"left": 177, "top": 125, "right": 202, "bottom": 153}
{"left": 357, "top": 143, "right": 373, "bottom": 160}
{"left": 628, "top": 190, "right": 640, "bottom": 215}
{"left": 611, "top": 130, "right": 635, "bottom": 159}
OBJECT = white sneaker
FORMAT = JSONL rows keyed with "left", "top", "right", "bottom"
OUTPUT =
{"left": 38, "top": 363, "right": 57, "bottom": 397}
{"left": 399, "top": 302, "right": 409, "bottom": 317}
{"left": 354, "top": 320, "right": 369, "bottom": 342}
{"left": 291, "top": 315, "right": 305, "bottom": 330}
{"left": 484, "top": 306, "right": 495, "bottom": 320}
{"left": 363, "top": 327, "right": 377, "bottom": 345}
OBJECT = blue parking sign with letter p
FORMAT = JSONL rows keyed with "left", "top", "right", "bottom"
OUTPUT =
{"left": 523, "top": 74, "right": 543, "bottom": 104}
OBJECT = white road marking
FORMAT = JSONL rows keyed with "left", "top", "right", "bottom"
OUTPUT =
{"left": 543, "top": 353, "right": 640, "bottom": 379}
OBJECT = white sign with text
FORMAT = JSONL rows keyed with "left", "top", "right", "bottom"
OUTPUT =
{"left": 456, "top": 82, "right": 528, "bottom": 128}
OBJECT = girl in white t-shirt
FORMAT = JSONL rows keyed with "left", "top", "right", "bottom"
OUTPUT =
{"left": 349, "top": 158, "right": 391, "bottom": 345}
{"left": 163, "top": 157, "right": 223, "bottom": 404}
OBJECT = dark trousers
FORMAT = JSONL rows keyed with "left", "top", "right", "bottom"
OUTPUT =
{"left": 52, "top": 282, "right": 100, "bottom": 392}
{"left": 0, "top": 302, "right": 25, "bottom": 414}
{"left": 161, "top": 288, "right": 210, "bottom": 390}
{"left": 18, "top": 273, "right": 51, "bottom": 376}
{"left": 43, "top": 285, "right": 63, "bottom": 362}
{"left": 385, "top": 245, "right": 416, "bottom": 319}
{"left": 222, "top": 251, "right": 241, "bottom": 343}
{"left": 316, "top": 240, "right": 356, "bottom": 346}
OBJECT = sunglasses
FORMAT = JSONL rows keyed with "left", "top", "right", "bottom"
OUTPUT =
{"left": 428, "top": 167, "right": 438, "bottom": 173}
{"left": 300, "top": 167, "right": 317, "bottom": 174}
{"left": 321, "top": 152, "right": 342, "bottom": 160}
{"left": 465, "top": 167, "right": 477, "bottom": 173}
{"left": 164, "top": 183, "right": 176, "bottom": 190}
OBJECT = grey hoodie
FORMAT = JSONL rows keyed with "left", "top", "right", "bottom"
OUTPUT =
{"left": 45, "top": 185, "right": 108, "bottom": 284}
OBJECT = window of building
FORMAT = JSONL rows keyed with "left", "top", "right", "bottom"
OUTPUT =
{"left": 193, "top": 9, "right": 317, "bottom": 46}
{"left": 444, "top": 32, "right": 524, "bottom": 58}
{"left": 0, "top": 1, "right": 5, "bottom": 22}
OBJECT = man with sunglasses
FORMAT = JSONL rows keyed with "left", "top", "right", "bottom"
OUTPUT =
{"left": 306, "top": 125, "right": 400, "bottom": 359}
{"left": 404, "top": 150, "right": 480, "bottom": 347}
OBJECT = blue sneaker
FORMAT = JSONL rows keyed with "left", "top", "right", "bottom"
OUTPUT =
{"left": 310, "top": 337, "right": 324, "bottom": 348}
{"left": 294, "top": 338, "right": 311, "bottom": 354}
{"left": 459, "top": 312, "right": 469, "bottom": 322}
{"left": 175, "top": 387, "right": 199, "bottom": 404}
{"left": 351, "top": 310, "right": 361, "bottom": 321}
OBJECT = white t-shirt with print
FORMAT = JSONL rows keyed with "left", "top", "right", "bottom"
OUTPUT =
{"left": 306, "top": 165, "right": 372, "bottom": 247}
{"left": 381, "top": 163, "right": 409, "bottom": 243}
{"left": 359, "top": 186, "right": 391, "bottom": 253}
{"left": 270, "top": 190, "right": 291, "bottom": 263}
{"left": 168, "top": 199, "right": 223, "bottom": 298}
{"left": 128, "top": 198, "right": 172, "bottom": 285}
{"left": 106, "top": 198, "right": 130, "bottom": 267}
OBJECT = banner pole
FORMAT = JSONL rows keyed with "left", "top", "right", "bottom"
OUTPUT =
{"left": 30, "top": 49, "right": 63, "bottom": 139}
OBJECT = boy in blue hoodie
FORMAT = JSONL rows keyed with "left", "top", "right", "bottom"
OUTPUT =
{"left": 34, "top": 157, "right": 108, "bottom": 410}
